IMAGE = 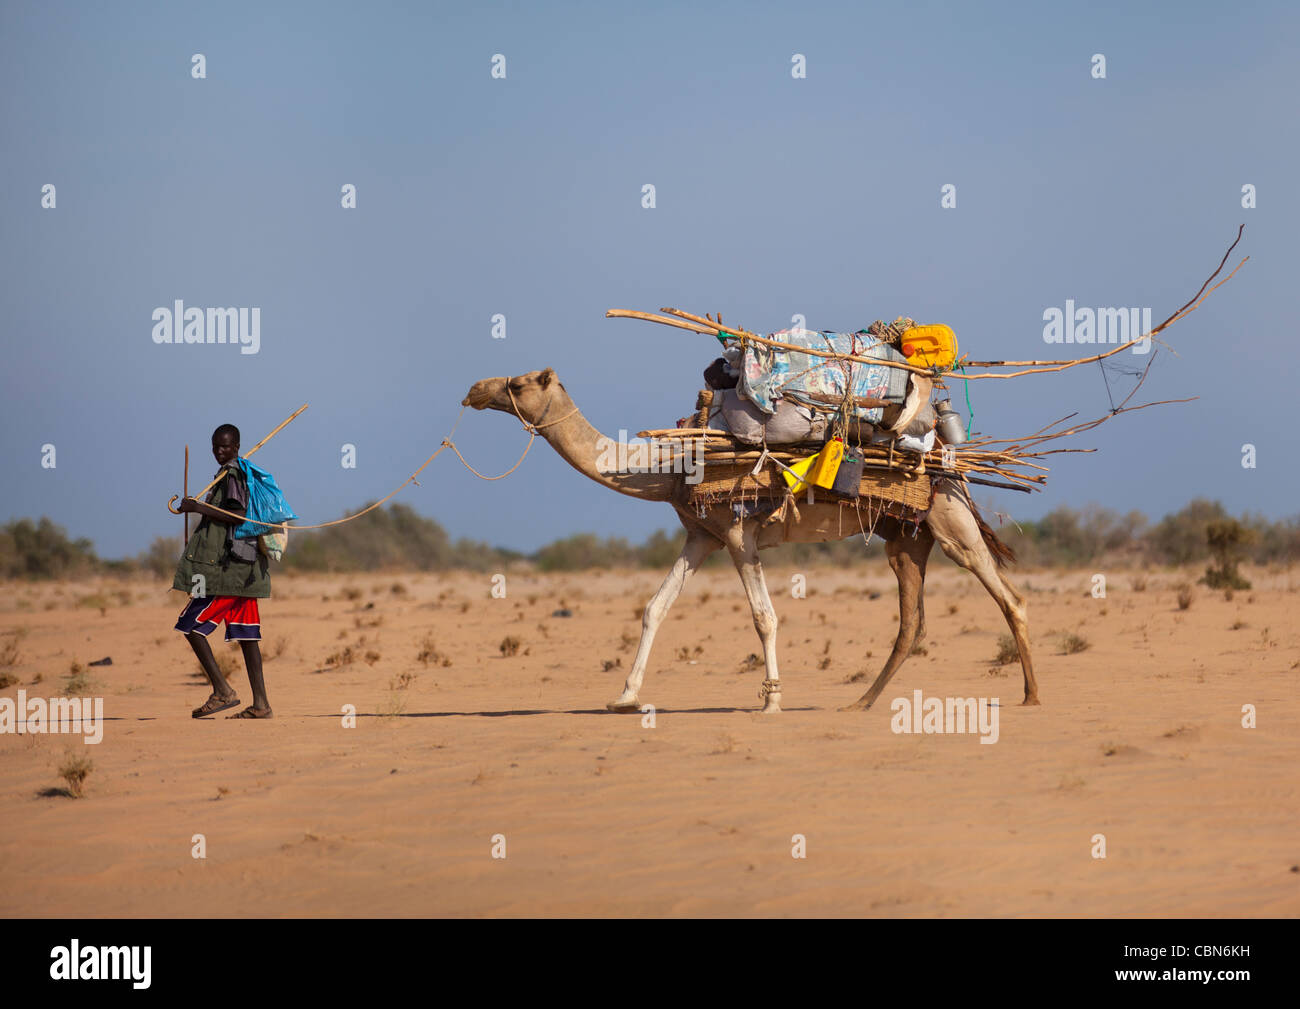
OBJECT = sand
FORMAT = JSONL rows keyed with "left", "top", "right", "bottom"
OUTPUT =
{"left": 1, "top": 564, "right": 1297, "bottom": 917}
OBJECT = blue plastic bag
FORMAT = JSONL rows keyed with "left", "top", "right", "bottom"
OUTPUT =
{"left": 231, "top": 458, "right": 298, "bottom": 541}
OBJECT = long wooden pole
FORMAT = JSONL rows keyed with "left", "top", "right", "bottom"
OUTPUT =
{"left": 605, "top": 309, "right": 937, "bottom": 377}
{"left": 168, "top": 404, "right": 308, "bottom": 513}
{"left": 183, "top": 445, "right": 190, "bottom": 541}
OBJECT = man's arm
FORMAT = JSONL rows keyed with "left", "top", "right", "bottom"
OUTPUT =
{"left": 178, "top": 467, "right": 248, "bottom": 524}
{"left": 178, "top": 498, "right": 245, "bottom": 523}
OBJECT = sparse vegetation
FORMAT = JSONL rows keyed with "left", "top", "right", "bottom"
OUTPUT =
{"left": 499, "top": 636, "right": 521, "bottom": 657}
{"left": 57, "top": 750, "right": 94, "bottom": 797}
{"left": 325, "top": 645, "right": 356, "bottom": 667}
{"left": 1176, "top": 584, "right": 1194, "bottom": 610}
{"left": 993, "top": 634, "right": 1019, "bottom": 666}
{"left": 1060, "top": 632, "right": 1090, "bottom": 655}
{"left": 1201, "top": 519, "right": 1253, "bottom": 590}
{"left": 416, "top": 635, "right": 452, "bottom": 667}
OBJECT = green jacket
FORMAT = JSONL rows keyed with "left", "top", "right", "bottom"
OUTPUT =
{"left": 172, "top": 463, "right": 271, "bottom": 598}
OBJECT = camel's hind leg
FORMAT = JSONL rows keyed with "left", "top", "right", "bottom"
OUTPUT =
{"left": 725, "top": 520, "right": 783, "bottom": 713}
{"left": 930, "top": 488, "right": 1039, "bottom": 705}
{"left": 608, "top": 527, "right": 721, "bottom": 712}
{"left": 843, "top": 526, "right": 933, "bottom": 711}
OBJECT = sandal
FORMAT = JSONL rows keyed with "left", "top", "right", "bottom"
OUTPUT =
{"left": 227, "top": 706, "right": 273, "bottom": 719}
{"left": 193, "top": 693, "right": 240, "bottom": 718}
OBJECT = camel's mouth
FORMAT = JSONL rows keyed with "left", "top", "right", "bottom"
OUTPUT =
{"left": 462, "top": 379, "right": 499, "bottom": 410}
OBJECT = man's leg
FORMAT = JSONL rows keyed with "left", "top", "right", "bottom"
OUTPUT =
{"left": 237, "top": 640, "right": 271, "bottom": 715}
{"left": 186, "top": 632, "right": 240, "bottom": 716}
{"left": 178, "top": 596, "right": 241, "bottom": 717}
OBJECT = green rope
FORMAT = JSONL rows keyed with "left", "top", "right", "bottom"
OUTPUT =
{"left": 959, "top": 364, "right": 974, "bottom": 438}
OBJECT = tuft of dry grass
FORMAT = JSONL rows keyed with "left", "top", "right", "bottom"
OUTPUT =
{"left": 1176, "top": 584, "right": 1194, "bottom": 610}
{"left": 58, "top": 750, "right": 94, "bottom": 797}
{"left": 1060, "top": 632, "right": 1090, "bottom": 655}
{"left": 0, "top": 629, "right": 24, "bottom": 667}
{"left": 992, "top": 634, "right": 1019, "bottom": 666}
{"left": 325, "top": 645, "right": 355, "bottom": 668}
{"left": 499, "top": 636, "right": 521, "bottom": 657}
{"left": 416, "top": 635, "right": 452, "bottom": 667}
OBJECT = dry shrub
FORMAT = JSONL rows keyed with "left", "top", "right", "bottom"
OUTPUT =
{"left": 993, "top": 634, "right": 1019, "bottom": 666}
{"left": 416, "top": 635, "right": 452, "bottom": 667}
{"left": 326, "top": 645, "right": 356, "bottom": 667}
{"left": 1060, "top": 632, "right": 1090, "bottom": 654}
{"left": 58, "top": 750, "right": 94, "bottom": 797}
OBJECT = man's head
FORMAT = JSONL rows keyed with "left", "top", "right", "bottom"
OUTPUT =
{"left": 211, "top": 424, "right": 241, "bottom": 466}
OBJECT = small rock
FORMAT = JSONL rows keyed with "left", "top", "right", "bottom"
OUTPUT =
{"left": 88, "top": 656, "right": 112, "bottom": 666}
{"left": 551, "top": 608, "right": 573, "bottom": 618}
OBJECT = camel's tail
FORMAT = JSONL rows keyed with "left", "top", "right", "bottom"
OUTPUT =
{"left": 969, "top": 501, "right": 1017, "bottom": 569}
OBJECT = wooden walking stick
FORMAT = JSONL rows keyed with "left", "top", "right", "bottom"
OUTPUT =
{"left": 183, "top": 445, "right": 190, "bottom": 541}
{"left": 168, "top": 404, "right": 309, "bottom": 514}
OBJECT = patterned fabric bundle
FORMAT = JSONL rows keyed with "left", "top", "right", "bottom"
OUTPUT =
{"left": 738, "top": 329, "right": 912, "bottom": 424}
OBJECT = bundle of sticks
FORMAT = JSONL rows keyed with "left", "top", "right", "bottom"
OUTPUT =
{"left": 610, "top": 227, "right": 1249, "bottom": 495}
{"left": 637, "top": 427, "right": 1052, "bottom": 494}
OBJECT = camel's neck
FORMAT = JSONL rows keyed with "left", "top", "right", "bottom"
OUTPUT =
{"left": 534, "top": 396, "right": 681, "bottom": 502}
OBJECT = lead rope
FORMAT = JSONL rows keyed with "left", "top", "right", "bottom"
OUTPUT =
{"left": 178, "top": 379, "right": 580, "bottom": 530}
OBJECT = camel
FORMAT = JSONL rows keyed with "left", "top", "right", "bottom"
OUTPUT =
{"left": 463, "top": 368, "right": 1038, "bottom": 714}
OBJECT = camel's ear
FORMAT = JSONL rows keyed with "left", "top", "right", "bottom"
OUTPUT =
{"left": 538, "top": 367, "right": 556, "bottom": 389}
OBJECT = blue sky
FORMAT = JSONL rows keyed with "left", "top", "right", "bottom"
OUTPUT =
{"left": 2, "top": 0, "right": 1296, "bottom": 558}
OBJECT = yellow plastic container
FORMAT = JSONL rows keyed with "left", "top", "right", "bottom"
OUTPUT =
{"left": 900, "top": 324, "right": 958, "bottom": 369}
{"left": 781, "top": 439, "right": 844, "bottom": 493}
{"left": 780, "top": 455, "right": 816, "bottom": 493}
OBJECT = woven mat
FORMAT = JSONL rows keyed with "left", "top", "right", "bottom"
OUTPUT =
{"left": 687, "top": 461, "right": 932, "bottom": 511}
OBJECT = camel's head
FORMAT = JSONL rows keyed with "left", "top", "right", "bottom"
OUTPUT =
{"left": 462, "top": 368, "right": 567, "bottom": 426}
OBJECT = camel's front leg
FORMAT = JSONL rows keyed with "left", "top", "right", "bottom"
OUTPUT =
{"left": 608, "top": 528, "right": 721, "bottom": 712}
{"left": 726, "top": 522, "right": 782, "bottom": 713}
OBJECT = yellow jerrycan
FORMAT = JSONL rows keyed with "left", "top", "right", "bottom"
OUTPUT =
{"left": 900, "top": 324, "right": 958, "bottom": 369}
{"left": 781, "top": 438, "right": 844, "bottom": 493}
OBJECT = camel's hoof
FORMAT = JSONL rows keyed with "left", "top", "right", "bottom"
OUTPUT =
{"left": 839, "top": 698, "right": 873, "bottom": 712}
{"left": 760, "top": 696, "right": 782, "bottom": 714}
{"left": 1021, "top": 696, "right": 1041, "bottom": 707}
{"left": 606, "top": 697, "right": 640, "bottom": 713}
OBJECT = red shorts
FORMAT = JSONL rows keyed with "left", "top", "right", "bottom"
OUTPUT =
{"left": 175, "top": 596, "right": 261, "bottom": 642}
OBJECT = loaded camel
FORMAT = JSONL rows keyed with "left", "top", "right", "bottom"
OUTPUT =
{"left": 463, "top": 368, "right": 1037, "bottom": 714}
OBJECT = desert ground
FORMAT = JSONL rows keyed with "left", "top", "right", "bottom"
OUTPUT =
{"left": 1, "top": 563, "right": 1297, "bottom": 917}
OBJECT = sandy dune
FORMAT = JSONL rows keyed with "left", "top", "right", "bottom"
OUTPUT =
{"left": 1, "top": 564, "right": 1297, "bottom": 917}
